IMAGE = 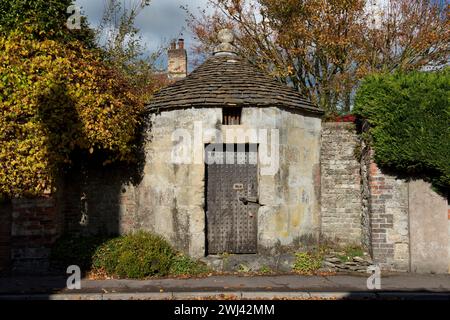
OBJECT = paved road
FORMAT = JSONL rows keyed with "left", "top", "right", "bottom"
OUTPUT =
{"left": 0, "top": 273, "right": 449, "bottom": 299}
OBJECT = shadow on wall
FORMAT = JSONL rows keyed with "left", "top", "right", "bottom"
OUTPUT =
{"left": 61, "top": 148, "right": 145, "bottom": 237}
{"left": 53, "top": 113, "right": 149, "bottom": 274}
{"left": 42, "top": 81, "right": 147, "bottom": 274}
{"left": 1, "top": 82, "right": 148, "bottom": 279}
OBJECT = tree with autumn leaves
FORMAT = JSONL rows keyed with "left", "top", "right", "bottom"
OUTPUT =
{"left": 0, "top": 0, "right": 157, "bottom": 198}
{"left": 186, "top": 0, "right": 449, "bottom": 115}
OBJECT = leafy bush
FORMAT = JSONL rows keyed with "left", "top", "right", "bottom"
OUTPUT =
{"left": 0, "top": 31, "right": 143, "bottom": 197}
{"left": 92, "top": 231, "right": 175, "bottom": 279}
{"left": 293, "top": 251, "right": 324, "bottom": 274}
{"left": 51, "top": 231, "right": 210, "bottom": 279}
{"left": 353, "top": 69, "right": 450, "bottom": 191}
{"left": 0, "top": 0, "right": 94, "bottom": 44}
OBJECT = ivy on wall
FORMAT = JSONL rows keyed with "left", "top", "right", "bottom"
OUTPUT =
{"left": 0, "top": 30, "right": 144, "bottom": 197}
{"left": 353, "top": 68, "right": 450, "bottom": 192}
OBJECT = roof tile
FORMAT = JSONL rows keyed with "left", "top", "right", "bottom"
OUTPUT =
{"left": 147, "top": 55, "right": 323, "bottom": 115}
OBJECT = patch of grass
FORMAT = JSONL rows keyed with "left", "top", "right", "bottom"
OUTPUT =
{"left": 258, "top": 266, "right": 272, "bottom": 274}
{"left": 337, "top": 245, "right": 365, "bottom": 262}
{"left": 293, "top": 246, "right": 329, "bottom": 274}
{"left": 169, "top": 253, "right": 210, "bottom": 276}
{"left": 292, "top": 251, "right": 323, "bottom": 274}
{"left": 237, "top": 264, "right": 251, "bottom": 273}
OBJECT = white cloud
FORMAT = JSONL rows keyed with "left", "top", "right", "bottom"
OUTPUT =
{"left": 75, "top": 0, "right": 211, "bottom": 69}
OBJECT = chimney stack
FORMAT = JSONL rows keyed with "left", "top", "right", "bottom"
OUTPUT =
{"left": 168, "top": 38, "right": 187, "bottom": 80}
{"left": 178, "top": 39, "right": 184, "bottom": 49}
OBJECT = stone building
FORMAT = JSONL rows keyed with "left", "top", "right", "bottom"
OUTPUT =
{"left": 125, "top": 29, "right": 324, "bottom": 258}
{"left": 0, "top": 30, "right": 448, "bottom": 274}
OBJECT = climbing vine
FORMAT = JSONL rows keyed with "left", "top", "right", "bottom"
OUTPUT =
{"left": 0, "top": 30, "right": 144, "bottom": 197}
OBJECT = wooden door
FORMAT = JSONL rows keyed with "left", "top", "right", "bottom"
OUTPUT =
{"left": 206, "top": 144, "right": 258, "bottom": 254}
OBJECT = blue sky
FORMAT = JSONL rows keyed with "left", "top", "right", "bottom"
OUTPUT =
{"left": 75, "top": 0, "right": 210, "bottom": 69}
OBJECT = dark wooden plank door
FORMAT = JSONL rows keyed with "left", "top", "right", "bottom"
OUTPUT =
{"left": 206, "top": 144, "right": 258, "bottom": 254}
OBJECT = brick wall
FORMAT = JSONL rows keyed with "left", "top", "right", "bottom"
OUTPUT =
{"left": 0, "top": 201, "right": 11, "bottom": 273}
{"left": 10, "top": 197, "right": 62, "bottom": 273}
{"left": 61, "top": 162, "right": 138, "bottom": 236}
{"left": 2, "top": 120, "right": 446, "bottom": 273}
{"left": 320, "top": 122, "right": 411, "bottom": 271}
{"left": 320, "top": 122, "right": 362, "bottom": 245}
{"left": 368, "top": 159, "right": 409, "bottom": 271}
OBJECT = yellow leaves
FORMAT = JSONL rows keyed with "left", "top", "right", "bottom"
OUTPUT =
{"left": 0, "top": 31, "right": 144, "bottom": 197}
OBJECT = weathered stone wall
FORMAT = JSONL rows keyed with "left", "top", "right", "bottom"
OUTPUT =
{"left": 368, "top": 160, "right": 409, "bottom": 271}
{"left": 320, "top": 123, "right": 410, "bottom": 271}
{"left": 320, "top": 122, "right": 362, "bottom": 246}
{"left": 319, "top": 122, "right": 450, "bottom": 273}
{"left": 4, "top": 116, "right": 448, "bottom": 274}
{"left": 59, "top": 106, "right": 322, "bottom": 258}
{"left": 136, "top": 107, "right": 220, "bottom": 258}
{"left": 2, "top": 106, "right": 322, "bottom": 270}
{"left": 137, "top": 107, "right": 322, "bottom": 257}
{"left": 242, "top": 108, "right": 322, "bottom": 252}
{"left": 319, "top": 122, "right": 448, "bottom": 272}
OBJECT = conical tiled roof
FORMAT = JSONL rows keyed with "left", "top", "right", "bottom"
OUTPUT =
{"left": 147, "top": 54, "right": 323, "bottom": 115}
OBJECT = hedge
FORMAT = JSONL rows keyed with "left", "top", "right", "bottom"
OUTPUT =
{"left": 353, "top": 68, "right": 450, "bottom": 192}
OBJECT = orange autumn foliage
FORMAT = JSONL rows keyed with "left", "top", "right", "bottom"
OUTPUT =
{"left": 186, "top": 0, "right": 449, "bottom": 114}
{"left": 0, "top": 29, "right": 144, "bottom": 197}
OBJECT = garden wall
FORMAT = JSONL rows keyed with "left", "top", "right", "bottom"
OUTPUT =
{"left": 320, "top": 122, "right": 449, "bottom": 273}
{"left": 2, "top": 120, "right": 449, "bottom": 274}
{"left": 320, "top": 122, "right": 362, "bottom": 245}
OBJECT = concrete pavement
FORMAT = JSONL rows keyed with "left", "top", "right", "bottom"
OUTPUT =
{"left": 0, "top": 273, "right": 449, "bottom": 300}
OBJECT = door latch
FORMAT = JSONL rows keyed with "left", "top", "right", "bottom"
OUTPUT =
{"left": 239, "top": 196, "right": 259, "bottom": 205}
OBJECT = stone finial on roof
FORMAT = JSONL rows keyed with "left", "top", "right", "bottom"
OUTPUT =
{"left": 214, "top": 29, "right": 237, "bottom": 56}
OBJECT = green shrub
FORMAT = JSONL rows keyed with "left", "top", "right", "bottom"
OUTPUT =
{"left": 169, "top": 253, "right": 210, "bottom": 276}
{"left": 92, "top": 231, "right": 175, "bottom": 279}
{"left": 353, "top": 69, "right": 450, "bottom": 192}
{"left": 0, "top": 0, "right": 94, "bottom": 44}
{"left": 52, "top": 231, "right": 210, "bottom": 279}
{"left": 293, "top": 251, "right": 324, "bottom": 274}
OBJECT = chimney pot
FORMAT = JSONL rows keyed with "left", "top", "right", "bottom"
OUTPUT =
{"left": 168, "top": 39, "right": 187, "bottom": 81}
{"left": 178, "top": 38, "right": 184, "bottom": 49}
